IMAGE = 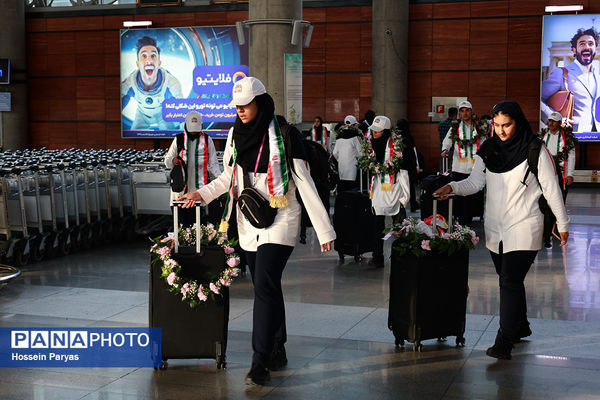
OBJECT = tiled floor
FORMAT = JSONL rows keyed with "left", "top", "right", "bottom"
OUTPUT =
{"left": 1, "top": 187, "right": 600, "bottom": 399}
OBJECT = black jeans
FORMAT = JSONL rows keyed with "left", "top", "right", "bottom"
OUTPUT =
{"left": 452, "top": 172, "right": 484, "bottom": 225}
{"left": 246, "top": 243, "right": 294, "bottom": 367}
{"left": 489, "top": 243, "right": 537, "bottom": 342}
{"left": 543, "top": 165, "right": 568, "bottom": 242}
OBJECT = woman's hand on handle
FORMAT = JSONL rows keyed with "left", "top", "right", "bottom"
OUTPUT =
{"left": 433, "top": 184, "right": 452, "bottom": 201}
{"left": 321, "top": 241, "right": 333, "bottom": 253}
{"left": 559, "top": 231, "right": 569, "bottom": 247}
{"left": 176, "top": 192, "right": 204, "bottom": 208}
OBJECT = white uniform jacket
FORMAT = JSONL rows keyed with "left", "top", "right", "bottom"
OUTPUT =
{"left": 332, "top": 136, "right": 362, "bottom": 181}
{"left": 542, "top": 131, "right": 576, "bottom": 178}
{"left": 197, "top": 127, "right": 336, "bottom": 252}
{"left": 449, "top": 148, "right": 570, "bottom": 253}
{"left": 442, "top": 122, "right": 485, "bottom": 175}
{"left": 371, "top": 170, "right": 410, "bottom": 216}
{"left": 164, "top": 133, "right": 221, "bottom": 202}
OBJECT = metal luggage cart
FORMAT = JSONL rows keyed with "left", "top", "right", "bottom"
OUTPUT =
{"left": 130, "top": 161, "right": 172, "bottom": 235}
{"left": 0, "top": 166, "right": 32, "bottom": 266}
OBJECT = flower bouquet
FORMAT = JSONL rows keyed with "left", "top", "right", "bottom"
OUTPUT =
{"left": 150, "top": 223, "right": 241, "bottom": 309}
{"left": 386, "top": 216, "right": 479, "bottom": 258}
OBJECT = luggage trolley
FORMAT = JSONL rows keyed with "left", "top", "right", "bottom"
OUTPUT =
{"left": 36, "top": 164, "right": 71, "bottom": 257}
{"left": 130, "top": 161, "right": 172, "bottom": 235}
{"left": 0, "top": 166, "right": 32, "bottom": 266}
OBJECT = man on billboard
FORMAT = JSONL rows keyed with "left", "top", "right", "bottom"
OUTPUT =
{"left": 541, "top": 27, "right": 600, "bottom": 132}
{"left": 121, "top": 36, "right": 183, "bottom": 130}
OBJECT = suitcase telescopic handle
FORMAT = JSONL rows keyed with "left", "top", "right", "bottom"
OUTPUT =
{"left": 431, "top": 193, "right": 454, "bottom": 234}
{"left": 172, "top": 200, "right": 204, "bottom": 254}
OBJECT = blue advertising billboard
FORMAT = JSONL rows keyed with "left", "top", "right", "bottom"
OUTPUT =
{"left": 541, "top": 15, "right": 600, "bottom": 141}
{"left": 120, "top": 26, "right": 249, "bottom": 139}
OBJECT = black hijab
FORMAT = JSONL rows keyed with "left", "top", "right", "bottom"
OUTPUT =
{"left": 336, "top": 126, "right": 361, "bottom": 140}
{"left": 372, "top": 129, "right": 391, "bottom": 163}
{"left": 477, "top": 100, "right": 533, "bottom": 173}
{"left": 313, "top": 116, "right": 324, "bottom": 141}
{"left": 232, "top": 93, "right": 275, "bottom": 172}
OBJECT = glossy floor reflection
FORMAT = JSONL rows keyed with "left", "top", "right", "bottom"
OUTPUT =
{"left": 1, "top": 186, "right": 599, "bottom": 399}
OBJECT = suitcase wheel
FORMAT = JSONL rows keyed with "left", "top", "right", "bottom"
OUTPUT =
{"left": 413, "top": 342, "right": 423, "bottom": 352}
{"left": 394, "top": 338, "right": 405, "bottom": 348}
{"left": 216, "top": 357, "right": 227, "bottom": 369}
{"left": 456, "top": 336, "right": 466, "bottom": 347}
{"left": 158, "top": 359, "right": 168, "bottom": 370}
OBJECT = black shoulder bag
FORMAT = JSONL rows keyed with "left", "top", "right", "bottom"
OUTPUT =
{"left": 237, "top": 133, "right": 278, "bottom": 229}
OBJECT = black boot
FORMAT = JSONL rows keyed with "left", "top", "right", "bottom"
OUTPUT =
{"left": 515, "top": 321, "right": 532, "bottom": 343}
{"left": 486, "top": 331, "right": 513, "bottom": 360}
{"left": 269, "top": 345, "right": 288, "bottom": 371}
{"left": 245, "top": 363, "right": 270, "bottom": 386}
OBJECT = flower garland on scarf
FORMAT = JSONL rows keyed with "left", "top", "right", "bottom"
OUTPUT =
{"left": 449, "top": 116, "right": 488, "bottom": 161}
{"left": 538, "top": 125, "right": 578, "bottom": 163}
{"left": 385, "top": 217, "right": 479, "bottom": 258}
{"left": 356, "top": 127, "right": 405, "bottom": 196}
{"left": 150, "top": 223, "right": 241, "bottom": 309}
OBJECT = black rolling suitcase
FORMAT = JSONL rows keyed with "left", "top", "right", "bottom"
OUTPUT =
{"left": 149, "top": 201, "right": 229, "bottom": 369}
{"left": 419, "top": 173, "right": 453, "bottom": 222}
{"left": 333, "top": 189, "right": 374, "bottom": 262}
{"left": 389, "top": 196, "right": 468, "bottom": 351}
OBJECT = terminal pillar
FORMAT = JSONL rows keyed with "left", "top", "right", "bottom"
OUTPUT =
{"left": 371, "top": 0, "right": 409, "bottom": 124}
{"left": 0, "top": 0, "right": 27, "bottom": 150}
{"left": 248, "top": 0, "right": 302, "bottom": 115}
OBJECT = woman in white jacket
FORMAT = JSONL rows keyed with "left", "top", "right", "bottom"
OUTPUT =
{"left": 435, "top": 101, "right": 569, "bottom": 360}
{"left": 366, "top": 116, "right": 410, "bottom": 267}
{"left": 177, "top": 77, "right": 335, "bottom": 385}
{"left": 332, "top": 115, "right": 363, "bottom": 191}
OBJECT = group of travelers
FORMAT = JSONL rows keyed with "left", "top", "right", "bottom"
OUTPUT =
{"left": 167, "top": 75, "right": 571, "bottom": 384}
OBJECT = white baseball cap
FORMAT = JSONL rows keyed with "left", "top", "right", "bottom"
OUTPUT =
{"left": 548, "top": 112, "right": 562, "bottom": 122}
{"left": 185, "top": 111, "right": 203, "bottom": 133}
{"left": 458, "top": 100, "right": 472, "bottom": 110}
{"left": 229, "top": 76, "right": 266, "bottom": 106}
{"left": 344, "top": 115, "right": 358, "bottom": 125}
{"left": 369, "top": 115, "right": 391, "bottom": 132}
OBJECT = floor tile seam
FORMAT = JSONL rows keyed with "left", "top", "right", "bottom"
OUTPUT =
{"left": 335, "top": 307, "right": 379, "bottom": 340}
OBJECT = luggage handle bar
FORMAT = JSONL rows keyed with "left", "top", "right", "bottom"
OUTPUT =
{"left": 431, "top": 193, "right": 454, "bottom": 235}
{"left": 172, "top": 200, "right": 204, "bottom": 254}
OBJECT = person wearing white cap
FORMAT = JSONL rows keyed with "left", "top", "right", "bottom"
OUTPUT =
{"left": 164, "top": 111, "right": 221, "bottom": 226}
{"left": 540, "top": 111, "right": 577, "bottom": 247}
{"left": 177, "top": 76, "right": 335, "bottom": 386}
{"left": 310, "top": 116, "right": 332, "bottom": 153}
{"left": 440, "top": 100, "right": 487, "bottom": 225}
{"left": 332, "top": 115, "right": 363, "bottom": 191}
{"left": 363, "top": 115, "right": 410, "bottom": 267}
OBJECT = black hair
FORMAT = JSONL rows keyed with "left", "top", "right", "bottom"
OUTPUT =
{"left": 480, "top": 114, "right": 492, "bottom": 120}
{"left": 570, "top": 28, "right": 599, "bottom": 49}
{"left": 136, "top": 36, "right": 160, "bottom": 56}
{"left": 448, "top": 107, "right": 458, "bottom": 118}
{"left": 314, "top": 116, "right": 323, "bottom": 123}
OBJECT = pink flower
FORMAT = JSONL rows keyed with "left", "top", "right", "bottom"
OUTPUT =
{"left": 208, "top": 230, "right": 217, "bottom": 241}
{"left": 218, "top": 236, "right": 226, "bottom": 245}
{"left": 421, "top": 240, "right": 431, "bottom": 251}
{"left": 160, "top": 236, "right": 171, "bottom": 243}
{"left": 226, "top": 257, "right": 240, "bottom": 267}
{"left": 224, "top": 246, "right": 235, "bottom": 255}
{"left": 167, "top": 272, "right": 177, "bottom": 286}
{"left": 227, "top": 268, "right": 239, "bottom": 277}
{"left": 181, "top": 283, "right": 190, "bottom": 296}
{"left": 151, "top": 244, "right": 157, "bottom": 250}
{"left": 156, "top": 246, "right": 170, "bottom": 256}
{"left": 209, "top": 282, "right": 220, "bottom": 294}
{"left": 471, "top": 233, "right": 479, "bottom": 246}
{"left": 220, "top": 278, "right": 231, "bottom": 287}
{"left": 197, "top": 291, "right": 207, "bottom": 302}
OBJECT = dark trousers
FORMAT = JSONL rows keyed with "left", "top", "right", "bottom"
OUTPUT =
{"left": 338, "top": 179, "right": 358, "bottom": 192}
{"left": 246, "top": 243, "right": 294, "bottom": 366}
{"left": 489, "top": 243, "right": 537, "bottom": 342}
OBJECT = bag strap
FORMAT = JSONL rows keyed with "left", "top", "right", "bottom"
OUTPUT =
{"left": 561, "top": 67, "right": 569, "bottom": 92}
{"left": 522, "top": 137, "right": 542, "bottom": 187}
{"left": 176, "top": 132, "right": 185, "bottom": 152}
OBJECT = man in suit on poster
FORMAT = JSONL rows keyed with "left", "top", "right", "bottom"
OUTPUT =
{"left": 541, "top": 27, "right": 600, "bottom": 132}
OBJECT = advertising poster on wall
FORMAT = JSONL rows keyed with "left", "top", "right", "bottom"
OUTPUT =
{"left": 284, "top": 53, "right": 302, "bottom": 125}
{"left": 120, "top": 26, "right": 249, "bottom": 139}
{"left": 541, "top": 15, "right": 600, "bottom": 141}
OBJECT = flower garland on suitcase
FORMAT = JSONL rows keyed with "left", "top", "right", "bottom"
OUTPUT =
{"left": 150, "top": 223, "right": 241, "bottom": 309}
{"left": 385, "top": 217, "right": 479, "bottom": 258}
{"left": 448, "top": 116, "right": 488, "bottom": 160}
